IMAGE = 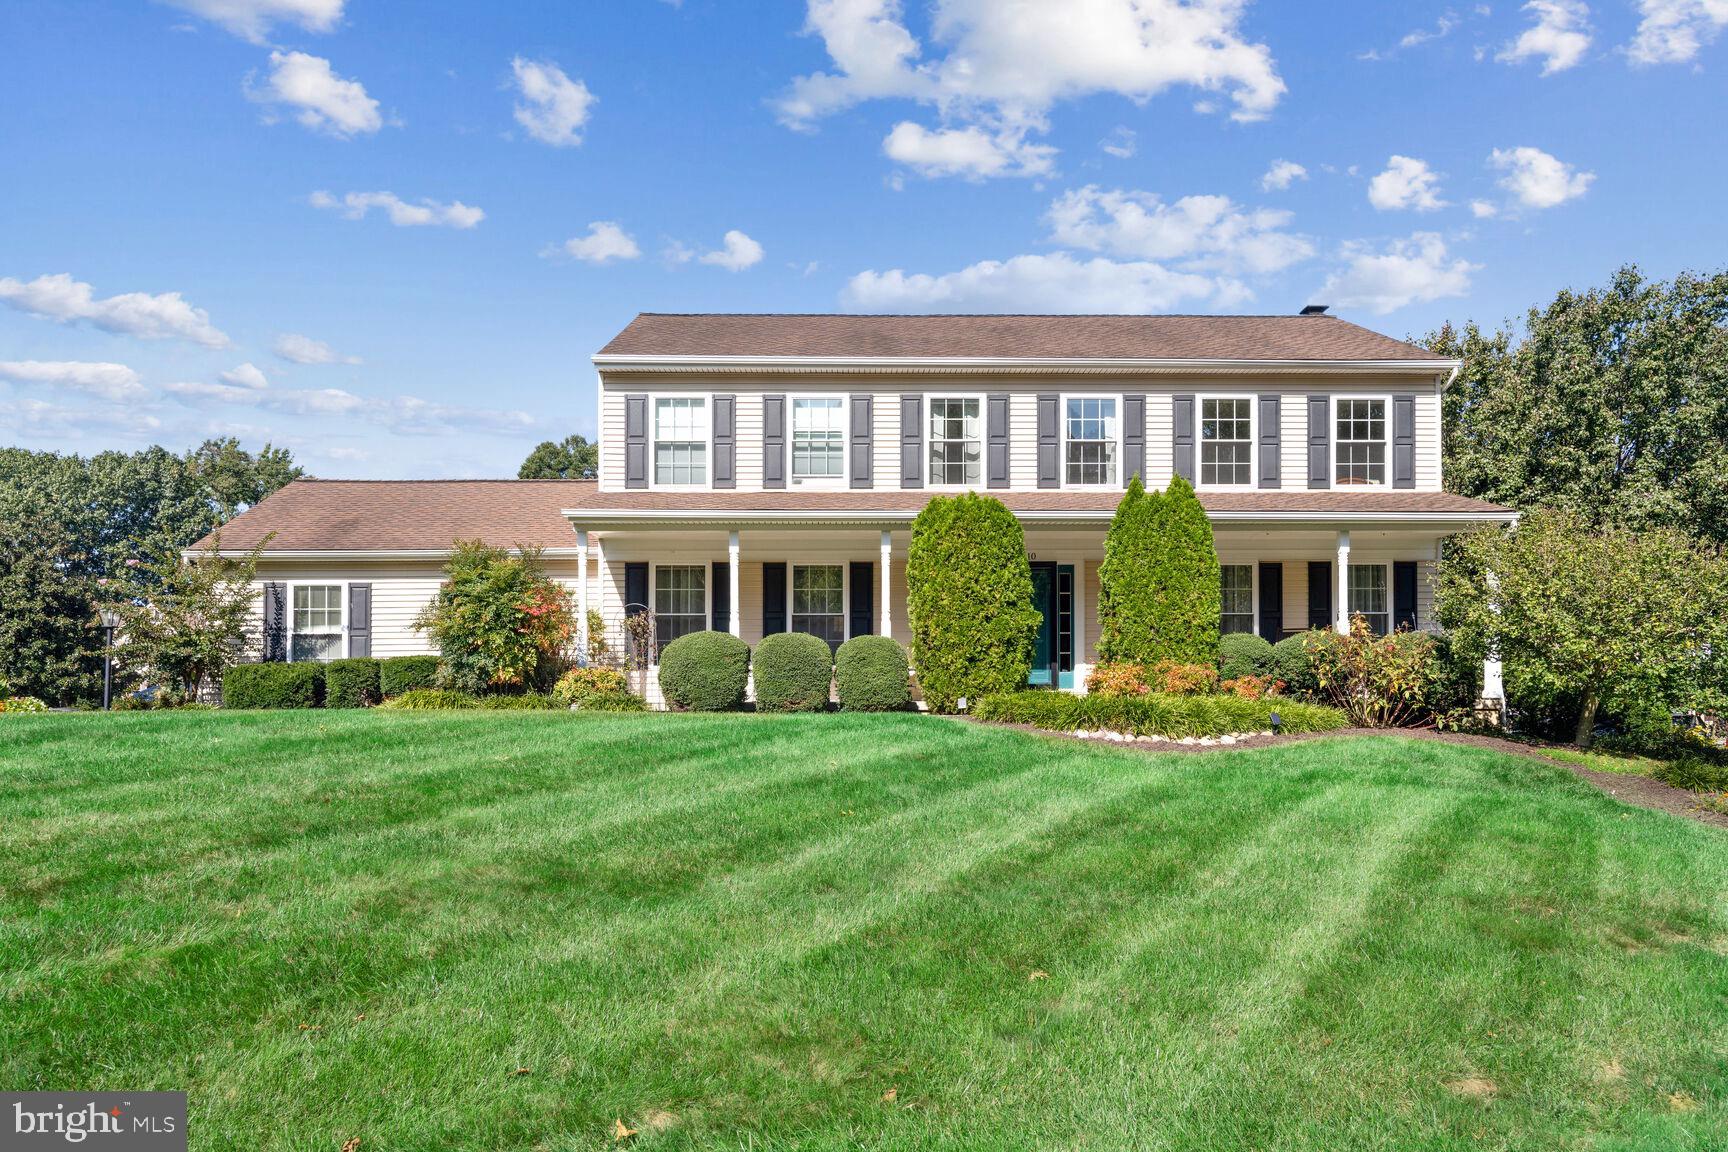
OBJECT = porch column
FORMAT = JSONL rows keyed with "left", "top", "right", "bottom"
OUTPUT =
{"left": 575, "top": 529, "right": 590, "bottom": 663}
{"left": 1482, "top": 570, "right": 1506, "bottom": 702}
{"left": 879, "top": 530, "right": 893, "bottom": 637}
{"left": 1334, "top": 530, "right": 1351, "bottom": 634}
{"left": 727, "top": 530, "right": 741, "bottom": 638}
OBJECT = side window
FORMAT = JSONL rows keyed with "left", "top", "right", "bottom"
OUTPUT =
{"left": 1219, "top": 566, "right": 1254, "bottom": 634}
{"left": 1064, "top": 397, "right": 1118, "bottom": 486}
{"left": 1335, "top": 398, "right": 1387, "bottom": 486}
{"left": 291, "top": 585, "right": 343, "bottom": 662}
{"left": 654, "top": 397, "right": 708, "bottom": 485}
{"left": 654, "top": 565, "right": 706, "bottom": 648}
{"left": 1201, "top": 398, "right": 1252, "bottom": 486}
{"left": 791, "top": 397, "right": 844, "bottom": 480}
{"left": 928, "top": 397, "right": 982, "bottom": 486}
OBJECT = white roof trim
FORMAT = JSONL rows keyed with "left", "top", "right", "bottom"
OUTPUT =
{"left": 594, "top": 353, "right": 1458, "bottom": 375}
{"left": 184, "top": 547, "right": 585, "bottom": 561}
{"left": 560, "top": 506, "right": 1516, "bottom": 528}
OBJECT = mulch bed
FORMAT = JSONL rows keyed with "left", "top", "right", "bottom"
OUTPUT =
{"left": 957, "top": 716, "right": 1728, "bottom": 831}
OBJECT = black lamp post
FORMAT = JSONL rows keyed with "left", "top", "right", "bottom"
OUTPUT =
{"left": 98, "top": 607, "right": 121, "bottom": 711}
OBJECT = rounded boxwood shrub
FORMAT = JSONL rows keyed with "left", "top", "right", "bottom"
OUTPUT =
{"left": 223, "top": 662, "right": 324, "bottom": 709}
{"left": 835, "top": 635, "right": 911, "bottom": 712}
{"left": 379, "top": 688, "right": 478, "bottom": 710}
{"left": 657, "top": 630, "right": 751, "bottom": 711}
{"left": 551, "top": 665, "right": 630, "bottom": 708}
{"left": 907, "top": 492, "right": 1040, "bottom": 713}
{"left": 1218, "top": 633, "right": 1275, "bottom": 680}
{"left": 324, "top": 658, "right": 381, "bottom": 708}
{"left": 753, "top": 632, "right": 834, "bottom": 712}
{"left": 380, "top": 655, "right": 440, "bottom": 698}
{"left": 1271, "top": 634, "right": 1318, "bottom": 695}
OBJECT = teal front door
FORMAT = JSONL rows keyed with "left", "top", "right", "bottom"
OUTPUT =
{"left": 1028, "top": 562, "right": 1075, "bottom": 689}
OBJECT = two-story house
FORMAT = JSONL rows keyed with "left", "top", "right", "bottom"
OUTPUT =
{"left": 205, "top": 311, "right": 1517, "bottom": 704}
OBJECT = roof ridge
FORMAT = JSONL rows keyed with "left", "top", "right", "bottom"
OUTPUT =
{"left": 290, "top": 477, "right": 598, "bottom": 484}
{"left": 630, "top": 312, "right": 1339, "bottom": 320}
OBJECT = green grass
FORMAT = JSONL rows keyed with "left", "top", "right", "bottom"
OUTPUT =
{"left": 2, "top": 712, "right": 1726, "bottom": 1151}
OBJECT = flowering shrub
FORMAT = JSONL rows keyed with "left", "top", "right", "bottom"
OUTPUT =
{"left": 1086, "top": 662, "right": 1152, "bottom": 696}
{"left": 1158, "top": 661, "right": 1220, "bottom": 696}
{"left": 1219, "top": 675, "right": 1278, "bottom": 700}
{"left": 1087, "top": 661, "right": 1220, "bottom": 697}
{"left": 414, "top": 541, "right": 575, "bottom": 693}
{"left": 1303, "top": 617, "right": 1437, "bottom": 728}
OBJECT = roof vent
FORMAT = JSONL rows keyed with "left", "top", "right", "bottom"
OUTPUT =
{"left": 1299, "top": 304, "right": 1330, "bottom": 316}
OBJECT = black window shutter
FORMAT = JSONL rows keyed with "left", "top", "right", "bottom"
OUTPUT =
{"left": 762, "top": 562, "right": 787, "bottom": 635}
{"left": 763, "top": 395, "right": 786, "bottom": 489}
{"left": 1123, "top": 393, "right": 1146, "bottom": 484}
{"left": 711, "top": 561, "right": 731, "bottom": 633}
{"left": 624, "top": 394, "right": 649, "bottom": 489}
{"left": 346, "top": 583, "right": 371, "bottom": 658}
{"left": 1172, "top": 394, "right": 1196, "bottom": 484}
{"left": 899, "top": 394, "right": 923, "bottom": 488}
{"left": 624, "top": 562, "right": 649, "bottom": 615}
{"left": 1258, "top": 394, "right": 1281, "bottom": 489}
{"left": 262, "top": 582, "right": 286, "bottom": 662}
{"left": 1307, "top": 395, "right": 1330, "bottom": 489}
{"left": 711, "top": 395, "right": 736, "bottom": 489}
{"left": 1257, "top": 563, "right": 1283, "bottom": 643}
{"left": 849, "top": 394, "right": 873, "bottom": 489}
{"left": 1392, "top": 394, "right": 1416, "bottom": 489}
{"left": 848, "top": 561, "right": 873, "bottom": 639}
{"left": 1036, "top": 393, "right": 1060, "bottom": 488}
{"left": 1393, "top": 561, "right": 1419, "bottom": 632}
{"left": 1307, "top": 561, "right": 1332, "bottom": 631}
{"left": 986, "top": 393, "right": 1010, "bottom": 488}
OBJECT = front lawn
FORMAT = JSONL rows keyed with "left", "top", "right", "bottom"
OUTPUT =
{"left": 2, "top": 712, "right": 1725, "bottom": 1150}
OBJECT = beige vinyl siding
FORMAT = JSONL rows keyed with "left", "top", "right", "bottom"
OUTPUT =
{"left": 735, "top": 393, "right": 765, "bottom": 489}
{"left": 1414, "top": 390, "right": 1442, "bottom": 490}
{"left": 890, "top": 559, "right": 911, "bottom": 648}
{"left": 1280, "top": 396, "right": 1309, "bottom": 489}
{"left": 1144, "top": 394, "right": 1174, "bottom": 489}
{"left": 1008, "top": 393, "right": 1039, "bottom": 488}
{"left": 599, "top": 389, "right": 628, "bottom": 489}
{"left": 1082, "top": 560, "right": 1102, "bottom": 666}
{"left": 739, "top": 561, "right": 765, "bottom": 642}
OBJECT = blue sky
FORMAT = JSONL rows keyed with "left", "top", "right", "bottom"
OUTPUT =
{"left": 2, "top": 0, "right": 1724, "bottom": 478}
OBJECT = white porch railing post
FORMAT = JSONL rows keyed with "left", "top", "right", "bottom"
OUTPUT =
{"left": 1334, "top": 530, "right": 1351, "bottom": 635}
{"left": 728, "top": 530, "right": 741, "bottom": 638}
{"left": 880, "top": 530, "right": 892, "bottom": 636}
{"left": 575, "top": 529, "right": 590, "bottom": 664}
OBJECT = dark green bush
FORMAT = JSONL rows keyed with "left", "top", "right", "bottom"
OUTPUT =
{"left": 1653, "top": 756, "right": 1728, "bottom": 793}
{"left": 1218, "top": 633, "right": 1275, "bottom": 680}
{"left": 1271, "top": 634, "right": 1318, "bottom": 695}
{"left": 835, "top": 635, "right": 911, "bottom": 712}
{"left": 907, "top": 492, "right": 1039, "bottom": 712}
{"left": 973, "top": 691, "right": 1344, "bottom": 738}
{"left": 474, "top": 692, "right": 557, "bottom": 710}
{"left": 576, "top": 689, "right": 648, "bottom": 712}
{"left": 380, "top": 655, "right": 440, "bottom": 698}
{"left": 222, "top": 662, "right": 323, "bottom": 709}
{"left": 379, "top": 688, "right": 478, "bottom": 710}
{"left": 324, "top": 658, "right": 381, "bottom": 708}
{"left": 657, "top": 630, "right": 751, "bottom": 711}
{"left": 752, "top": 632, "right": 833, "bottom": 712}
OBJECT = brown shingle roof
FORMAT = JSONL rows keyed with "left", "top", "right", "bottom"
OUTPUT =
{"left": 598, "top": 313, "right": 1450, "bottom": 363}
{"left": 199, "top": 480, "right": 1512, "bottom": 553}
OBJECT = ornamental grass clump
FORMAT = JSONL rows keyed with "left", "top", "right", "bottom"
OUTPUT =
{"left": 974, "top": 691, "right": 1344, "bottom": 738}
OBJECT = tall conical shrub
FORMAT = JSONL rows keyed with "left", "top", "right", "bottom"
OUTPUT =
{"left": 1097, "top": 475, "right": 1167, "bottom": 664}
{"left": 1147, "top": 475, "right": 1221, "bottom": 665}
{"left": 906, "top": 492, "right": 1039, "bottom": 712}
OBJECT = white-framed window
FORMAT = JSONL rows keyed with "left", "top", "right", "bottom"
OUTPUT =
{"left": 1335, "top": 397, "right": 1388, "bottom": 487}
{"left": 654, "top": 564, "right": 707, "bottom": 648}
{"left": 1200, "top": 397, "right": 1253, "bottom": 487}
{"left": 291, "top": 584, "right": 343, "bottom": 662}
{"left": 653, "top": 396, "right": 708, "bottom": 486}
{"left": 791, "top": 564, "right": 845, "bottom": 650}
{"left": 1220, "top": 565, "right": 1255, "bottom": 635}
{"left": 1064, "top": 396, "right": 1119, "bottom": 486}
{"left": 1349, "top": 563, "right": 1390, "bottom": 635}
{"left": 928, "top": 396, "right": 982, "bottom": 487}
{"left": 791, "top": 396, "right": 845, "bottom": 481}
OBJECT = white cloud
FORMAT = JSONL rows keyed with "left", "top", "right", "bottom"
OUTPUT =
{"left": 1320, "top": 233, "right": 1478, "bottom": 314}
{"left": 778, "top": 0, "right": 1284, "bottom": 176}
{"left": 698, "top": 230, "right": 765, "bottom": 272}
{"left": 219, "top": 362, "right": 270, "bottom": 390}
{"left": 1489, "top": 145, "right": 1595, "bottom": 208}
{"left": 272, "top": 332, "right": 360, "bottom": 364}
{"left": 1367, "top": 155, "right": 1447, "bottom": 211}
{"left": 1046, "top": 186, "right": 1315, "bottom": 275}
{"left": 511, "top": 57, "right": 595, "bottom": 147}
{"left": 0, "top": 360, "right": 146, "bottom": 400}
{"left": 1399, "top": 11, "right": 1461, "bottom": 48}
{"left": 1099, "top": 126, "right": 1136, "bottom": 159}
{"left": 0, "top": 396, "right": 163, "bottom": 438}
{"left": 1471, "top": 199, "right": 1500, "bottom": 218}
{"left": 1629, "top": 0, "right": 1728, "bottom": 63}
{"left": 163, "top": 380, "right": 261, "bottom": 403}
{"left": 0, "top": 272, "right": 228, "bottom": 347}
{"left": 164, "top": 376, "right": 535, "bottom": 435}
{"left": 843, "top": 251, "right": 1251, "bottom": 313}
{"left": 309, "top": 190, "right": 485, "bottom": 228}
{"left": 248, "top": 51, "right": 382, "bottom": 137}
{"left": 882, "top": 121, "right": 1056, "bottom": 179}
{"left": 554, "top": 221, "right": 642, "bottom": 264}
{"left": 158, "top": 0, "right": 343, "bottom": 43}
{"left": 1260, "top": 159, "right": 1308, "bottom": 191}
{"left": 1498, "top": 0, "right": 1593, "bottom": 73}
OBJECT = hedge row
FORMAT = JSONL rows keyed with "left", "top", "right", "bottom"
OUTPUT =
{"left": 973, "top": 691, "right": 1346, "bottom": 738}
{"left": 222, "top": 654, "right": 446, "bottom": 709}
{"left": 655, "top": 630, "right": 913, "bottom": 712}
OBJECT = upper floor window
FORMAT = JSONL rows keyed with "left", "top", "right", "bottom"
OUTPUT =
{"left": 791, "top": 397, "right": 844, "bottom": 480}
{"left": 1065, "top": 397, "right": 1118, "bottom": 486}
{"left": 1220, "top": 565, "right": 1254, "bottom": 634}
{"left": 1201, "top": 397, "right": 1252, "bottom": 486}
{"left": 792, "top": 564, "right": 845, "bottom": 650}
{"left": 655, "top": 564, "right": 706, "bottom": 648}
{"left": 292, "top": 584, "right": 342, "bottom": 662}
{"left": 929, "top": 397, "right": 981, "bottom": 486}
{"left": 654, "top": 397, "right": 708, "bottom": 485}
{"left": 1335, "top": 398, "right": 1387, "bottom": 487}
{"left": 1348, "top": 563, "right": 1389, "bottom": 635}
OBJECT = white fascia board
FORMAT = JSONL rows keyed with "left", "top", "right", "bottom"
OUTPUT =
{"left": 593, "top": 353, "right": 1460, "bottom": 376}
{"left": 185, "top": 546, "right": 585, "bottom": 562}
{"left": 560, "top": 507, "right": 1516, "bottom": 528}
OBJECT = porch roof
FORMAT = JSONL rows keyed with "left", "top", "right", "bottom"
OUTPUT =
{"left": 196, "top": 479, "right": 1515, "bottom": 556}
